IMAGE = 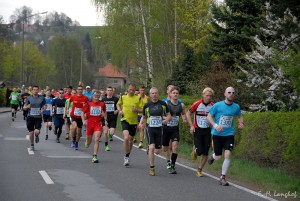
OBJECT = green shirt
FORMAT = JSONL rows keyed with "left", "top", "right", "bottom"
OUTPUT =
{"left": 65, "top": 98, "right": 73, "bottom": 117}
{"left": 10, "top": 92, "right": 21, "bottom": 105}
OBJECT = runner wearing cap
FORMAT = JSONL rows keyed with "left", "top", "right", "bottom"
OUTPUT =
{"left": 83, "top": 86, "right": 93, "bottom": 101}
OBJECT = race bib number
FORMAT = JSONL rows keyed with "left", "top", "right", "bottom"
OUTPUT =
{"left": 74, "top": 108, "right": 82, "bottom": 116}
{"left": 219, "top": 115, "right": 233, "bottom": 128}
{"left": 30, "top": 108, "right": 40, "bottom": 116}
{"left": 167, "top": 116, "right": 179, "bottom": 127}
{"left": 46, "top": 104, "right": 51, "bottom": 111}
{"left": 12, "top": 95, "right": 17, "bottom": 101}
{"left": 90, "top": 106, "right": 101, "bottom": 116}
{"left": 56, "top": 107, "right": 64, "bottom": 115}
{"left": 196, "top": 116, "right": 210, "bottom": 128}
{"left": 106, "top": 104, "right": 114, "bottom": 112}
{"left": 149, "top": 116, "right": 162, "bottom": 127}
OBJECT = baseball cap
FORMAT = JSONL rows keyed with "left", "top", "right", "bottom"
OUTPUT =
{"left": 86, "top": 86, "right": 91, "bottom": 89}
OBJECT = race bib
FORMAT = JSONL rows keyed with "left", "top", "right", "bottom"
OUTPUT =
{"left": 196, "top": 116, "right": 210, "bottom": 128}
{"left": 30, "top": 108, "right": 40, "bottom": 116}
{"left": 12, "top": 95, "right": 17, "bottom": 101}
{"left": 167, "top": 116, "right": 179, "bottom": 127}
{"left": 90, "top": 106, "right": 101, "bottom": 116}
{"left": 219, "top": 115, "right": 233, "bottom": 128}
{"left": 56, "top": 107, "right": 64, "bottom": 115}
{"left": 46, "top": 104, "right": 51, "bottom": 111}
{"left": 106, "top": 104, "right": 114, "bottom": 112}
{"left": 74, "top": 108, "right": 82, "bottom": 116}
{"left": 149, "top": 116, "right": 162, "bottom": 127}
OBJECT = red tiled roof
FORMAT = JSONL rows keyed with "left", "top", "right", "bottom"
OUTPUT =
{"left": 98, "top": 63, "right": 127, "bottom": 78}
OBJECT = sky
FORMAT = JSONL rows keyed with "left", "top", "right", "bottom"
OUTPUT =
{"left": 0, "top": 0, "right": 105, "bottom": 26}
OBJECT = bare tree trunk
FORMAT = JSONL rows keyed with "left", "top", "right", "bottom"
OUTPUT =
{"left": 139, "top": 0, "right": 153, "bottom": 84}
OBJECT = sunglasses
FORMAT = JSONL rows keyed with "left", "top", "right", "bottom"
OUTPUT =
{"left": 228, "top": 91, "right": 235, "bottom": 94}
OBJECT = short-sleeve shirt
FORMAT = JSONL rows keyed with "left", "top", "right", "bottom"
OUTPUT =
{"left": 82, "top": 101, "right": 106, "bottom": 122}
{"left": 43, "top": 97, "right": 54, "bottom": 115}
{"left": 52, "top": 98, "right": 66, "bottom": 116}
{"left": 101, "top": 96, "right": 119, "bottom": 116}
{"left": 69, "top": 95, "right": 89, "bottom": 118}
{"left": 189, "top": 99, "right": 214, "bottom": 129}
{"left": 25, "top": 95, "right": 46, "bottom": 118}
{"left": 138, "top": 95, "right": 149, "bottom": 116}
{"left": 10, "top": 92, "right": 21, "bottom": 105}
{"left": 117, "top": 94, "right": 143, "bottom": 125}
{"left": 65, "top": 99, "right": 73, "bottom": 118}
{"left": 143, "top": 100, "right": 169, "bottom": 127}
{"left": 209, "top": 101, "right": 241, "bottom": 136}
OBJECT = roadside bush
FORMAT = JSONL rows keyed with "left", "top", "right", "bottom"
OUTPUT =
{"left": 235, "top": 112, "right": 300, "bottom": 176}
{"left": 0, "top": 88, "right": 7, "bottom": 107}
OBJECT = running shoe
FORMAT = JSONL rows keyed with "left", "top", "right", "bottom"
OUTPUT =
{"left": 169, "top": 165, "right": 177, "bottom": 174}
{"left": 123, "top": 157, "right": 130, "bottom": 167}
{"left": 138, "top": 142, "right": 143, "bottom": 149}
{"left": 71, "top": 140, "right": 76, "bottom": 148}
{"left": 75, "top": 143, "right": 79, "bottom": 150}
{"left": 208, "top": 155, "right": 215, "bottom": 165}
{"left": 191, "top": 146, "right": 197, "bottom": 160}
{"left": 49, "top": 126, "right": 52, "bottom": 131}
{"left": 65, "top": 134, "right": 69, "bottom": 140}
{"left": 85, "top": 140, "right": 89, "bottom": 148}
{"left": 45, "top": 135, "right": 48, "bottom": 140}
{"left": 219, "top": 176, "right": 229, "bottom": 186}
{"left": 133, "top": 137, "right": 137, "bottom": 143}
{"left": 56, "top": 138, "right": 60, "bottom": 143}
{"left": 92, "top": 156, "right": 99, "bottom": 163}
{"left": 12, "top": 117, "right": 14, "bottom": 121}
{"left": 149, "top": 167, "right": 155, "bottom": 176}
{"left": 105, "top": 145, "right": 110, "bottom": 151}
{"left": 196, "top": 169, "right": 203, "bottom": 177}
{"left": 35, "top": 135, "right": 39, "bottom": 143}
{"left": 166, "top": 162, "right": 172, "bottom": 170}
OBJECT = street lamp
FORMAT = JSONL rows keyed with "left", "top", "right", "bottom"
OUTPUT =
{"left": 21, "top": 11, "right": 47, "bottom": 85}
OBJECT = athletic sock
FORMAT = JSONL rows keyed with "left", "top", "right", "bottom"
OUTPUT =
{"left": 12, "top": 112, "right": 14, "bottom": 117}
{"left": 125, "top": 153, "right": 130, "bottom": 157}
{"left": 150, "top": 166, "right": 155, "bottom": 168}
{"left": 171, "top": 153, "right": 178, "bottom": 165}
{"left": 105, "top": 142, "right": 108, "bottom": 146}
{"left": 222, "top": 158, "right": 231, "bottom": 176}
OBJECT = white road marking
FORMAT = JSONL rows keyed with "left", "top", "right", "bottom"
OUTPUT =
{"left": 39, "top": 170, "right": 54, "bottom": 184}
{"left": 113, "top": 135, "right": 278, "bottom": 201}
{"left": 4, "top": 137, "right": 27, "bottom": 141}
{"left": 47, "top": 156, "right": 91, "bottom": 159}
{"left": 27, "top": 148, "right": 34, "bottom": 155}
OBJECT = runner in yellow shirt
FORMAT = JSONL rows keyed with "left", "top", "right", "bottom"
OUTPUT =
{"left": 136, "top": 85, "right": 149, "bottom": 148}
{"left": 117, "top": 83, "right": 143, "bottom": 167}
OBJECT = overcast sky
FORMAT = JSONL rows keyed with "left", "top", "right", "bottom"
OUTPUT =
{"left": 0, "top": 0, "right": 105, "bottom": 26}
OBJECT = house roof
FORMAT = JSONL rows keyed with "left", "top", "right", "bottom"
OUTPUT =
{"left": 98, "top": 63, "right": 127, "bottom": 78}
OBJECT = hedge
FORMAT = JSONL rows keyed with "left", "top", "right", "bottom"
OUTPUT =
{"left": 0, "top": 88, "right": 7, "bottom": 107}
{"left": 234, "top": 112, "right": 300, "bottom": 176}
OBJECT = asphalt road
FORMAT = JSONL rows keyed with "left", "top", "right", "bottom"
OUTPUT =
{"left": 0, "top": 111, "right": 276, "bottom": 201}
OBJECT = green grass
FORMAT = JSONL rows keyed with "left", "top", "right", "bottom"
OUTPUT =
{"left": 177, "top": 142, "right": 300, "bottom": 195}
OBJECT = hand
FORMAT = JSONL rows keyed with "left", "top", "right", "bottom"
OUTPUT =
{"left": 189, "top": 126, "right": 195, "bottom": 135}
{"left": 162, "top": 119, "right": 168, "bottom": 125}
{"left": 182, "top": 119, "right": 187, "bottom": 124}
{"left": 114, "top": 110, "right": 119, "bottom": 115}
{"left": 83, "top": 120, "right": 87, "bottom": 126}
{"left": 215, "top": 125, "right": 223, "bottom": 133}
{"left": 132, "top": 107, "right": 137, "bottom": 112}
{"left": 138, "top": 123, "right": 145, "bottom": 130}
{"left": 238, "top": 122, "right": 244, "bottom": 129}
{"left": 105, "top": 120, "right": 108, "bottom": 126}
{"left": 50, "top": 112, "right": 54, "bottom": 116}
{"left": 119, "top": 111, "right": 123, "bottom": 117}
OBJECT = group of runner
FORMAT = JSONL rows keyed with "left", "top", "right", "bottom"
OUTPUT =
{"left": 9, "top": 83, "right": 244, "bottom": 186}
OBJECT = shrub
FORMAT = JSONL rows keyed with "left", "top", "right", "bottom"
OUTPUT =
{"left": 235, "top": 112, "right": 300, "bottom": 176}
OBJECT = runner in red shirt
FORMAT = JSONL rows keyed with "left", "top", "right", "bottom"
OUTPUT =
{"left": 66, "top": 85, "right": 89, "bottom": 150}
{"left": 81, "top": 91, "right": 107, "bottom": 163}
{"left": 63, "top": 85, "right": 73, "bottom": 99}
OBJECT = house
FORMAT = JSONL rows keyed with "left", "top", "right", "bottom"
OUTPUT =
{"left": 94, "top": 63, "right": 127, "bottom": 89}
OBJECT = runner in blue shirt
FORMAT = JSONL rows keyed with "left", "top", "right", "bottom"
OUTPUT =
{"left": 43, "top": 91, "right": 54, "bottom": 140}
{"left": 207, "top": 86, "right": 244, "bottom": 186}
{"left": 83, "top": 86, "right": 93, "bottom": 101}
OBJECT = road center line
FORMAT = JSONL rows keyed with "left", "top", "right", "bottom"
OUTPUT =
{"left": 39, "top": 170, "right": 54, "bottom": 184}
{"left": 113, "top": 135, "right": 278, "bottom": 201}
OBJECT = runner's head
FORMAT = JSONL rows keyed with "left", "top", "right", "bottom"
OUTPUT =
{"left": 106, "top": 86, "right": 113, "bottom": 97}
{"left": 127, "top": 83, "right": 136, "bottom": 96}
{"left": 149, "top": 87, "right": 159, "bottom": 102}
{"left": 12, "top": 87, "right": 17, "bottom": 92}
{"left": 139, "top": 85, "right": 146, "bottom": 96}
{"left": 86, "top": 85, "right": 91, "bottom": 92}
{"left": 58, "top": 89, "right": 64, "bottom": 98}
{"left": 100, "top": 89, "right": 106, "bottom": 99}
{"left": 170, "top": 86, "right": 180, "bottom": 101}
{"left": 92, "top": 91, "right": 100, "bottom": 102}
{"left": 71, "top": 89, "right": 76, "bottom": 95}
{"left": 225, "top": 87, "right": 235, "bottom": 103}
{"left": 45, "top": 90, "right": 51, "bottom": 98}
{"left": 77, "top": 85, "right": 83, "bottom": 95}
{"left": 202, "top": 87, "right": 214, "bottom": 103}
{"left": 32, "top": 86, "right": 39, "bottom": 96}
{"left": 166, "top": 84, "right": 174, "bottom": 98}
